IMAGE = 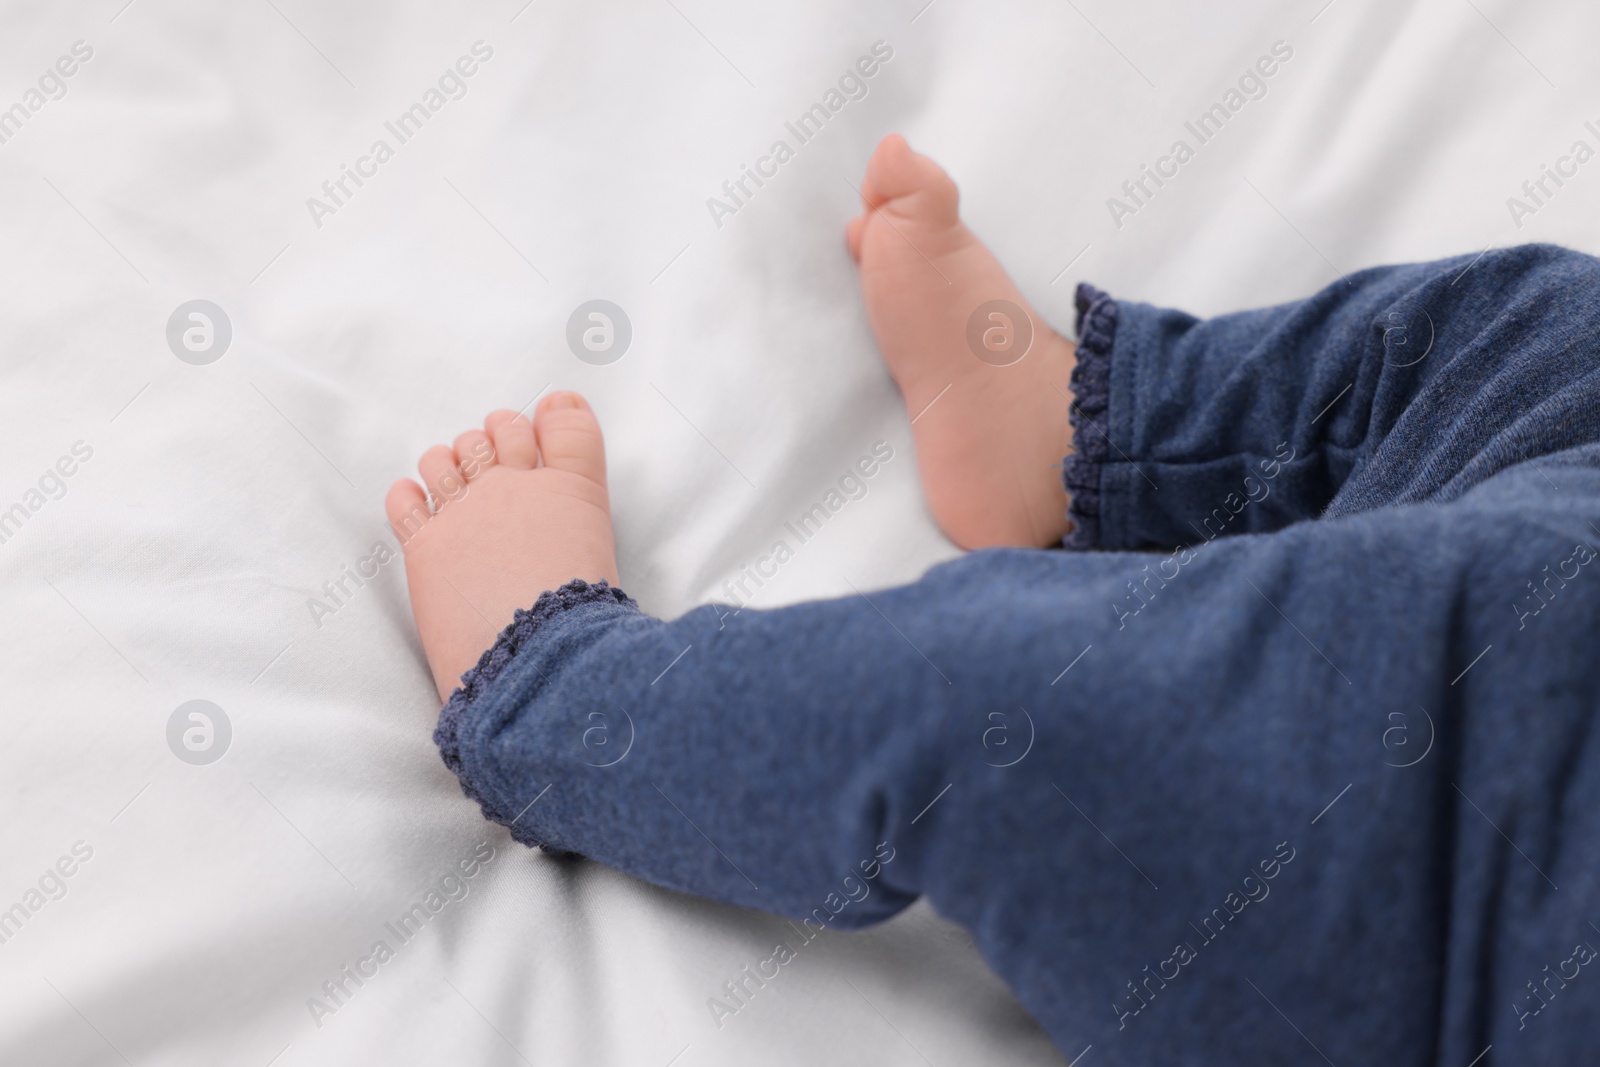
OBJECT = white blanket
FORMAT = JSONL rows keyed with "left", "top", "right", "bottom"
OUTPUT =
{"left": 3, "top": 0, "right": 1596, "bottom": 1062}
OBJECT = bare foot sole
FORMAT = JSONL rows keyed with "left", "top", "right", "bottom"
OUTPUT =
{"left": 848, "top": 134, "right": 1077, "bottom": 549}
{"left": 385, "top": 392, "right": 619, "bottom": 702}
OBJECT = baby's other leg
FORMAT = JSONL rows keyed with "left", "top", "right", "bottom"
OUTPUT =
{"left": 848, "top": 135, "right": 1078, "bottom": 549}
{"left": 385, "top": 393, "right": 618, "bottom": 701}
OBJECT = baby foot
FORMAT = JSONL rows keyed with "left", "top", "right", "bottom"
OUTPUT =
{"left": 847, "top": 134, "right": 1077, "bottom": 549}
{"left": 385, "top": 393, "right": 619, "bottom": 702}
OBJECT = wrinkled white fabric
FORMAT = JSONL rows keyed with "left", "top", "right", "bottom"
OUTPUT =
{"left": 1, "top": 0, "right": 1595, "bottom": 1063}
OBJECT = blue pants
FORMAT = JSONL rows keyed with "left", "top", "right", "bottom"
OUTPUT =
{"left": 436, "top": 245, "right": 1600, "bottom": 1063}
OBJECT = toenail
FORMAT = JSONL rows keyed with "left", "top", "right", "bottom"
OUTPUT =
{"left": 549, "top": 392, "right": 582, "bottom": 410}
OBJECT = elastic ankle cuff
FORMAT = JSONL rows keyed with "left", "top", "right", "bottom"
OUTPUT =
{"left": 433, "top": 577, "right": 635, "bottom": 853}
{"left": 1062, "top": 283, "right": 1118, "bottom": 551}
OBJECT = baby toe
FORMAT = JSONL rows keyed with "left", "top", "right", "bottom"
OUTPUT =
{"left": 485, "top": 409, "right": 539, "bottom": 469}
{"left": 862, "top": 133, "right": 958, "bottom": 222}
{"left": 533, "top": 392, "right": 607, "bottom": 487}
{"left": 385, "top": 478, "right": 431, "bottom": 542}
{"left": 418, "top": 444, "right": 466, "bottom": 506}
{"left": 454, "top": 429, "right": 497, "bottom": 480}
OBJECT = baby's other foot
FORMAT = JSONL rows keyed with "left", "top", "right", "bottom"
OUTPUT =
{"left": 385, "top": 392, "right": 619, "bottom": 702}
{"left": 848, "top": 134, "right": 1077, "bottom": 549}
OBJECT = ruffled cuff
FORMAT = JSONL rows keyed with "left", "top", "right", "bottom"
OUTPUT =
{"left": 433, "top": 578, "right": 636, "bottom": 851}
{"left": 1062, "top": 283, "right": 1118, "bottom": 551}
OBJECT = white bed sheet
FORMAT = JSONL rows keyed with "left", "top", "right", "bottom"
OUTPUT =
{"left": 2, "top": 0, "right": 1597, "bottom": 1063}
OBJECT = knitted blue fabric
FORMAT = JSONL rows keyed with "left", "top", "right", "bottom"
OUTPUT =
{"left": 435, "top": 245, "right": 1600, "bottom": 1064}
{"left": 1063, "top": 282, "right": 1116, "bottom": 550}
